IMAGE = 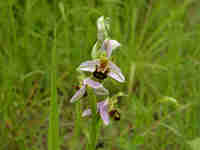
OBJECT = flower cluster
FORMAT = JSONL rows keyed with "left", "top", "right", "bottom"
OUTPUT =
{"left": 70, "top": 16, "right": 125, "bottom": 125}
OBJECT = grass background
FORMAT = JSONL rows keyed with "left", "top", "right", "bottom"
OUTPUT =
{"left": 0, "top": 0, "right": 200, "bottom": 149}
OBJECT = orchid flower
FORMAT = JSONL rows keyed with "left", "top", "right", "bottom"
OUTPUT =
{"left": 78, "top": 58, "right": 125, "bottom": 82}
{"left": 79, "top": 38, "right": 124, "bottom": 82}
{"left": 92, "top": 16, "right": 120, "bottom": 59}
{"left": 70, "top": 78, "right": 109, "bottom": 103}
{"left": 82, "top": 99, "right": 110, "bottom": 125}
{"left": 78, "top": 56, "right": 124, "bottom": 84}
{"left": 101, "top": 39, "right": 120, "bottom": 58}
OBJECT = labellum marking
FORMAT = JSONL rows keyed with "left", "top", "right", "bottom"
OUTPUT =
{"left": 93, "top": 58, "right": 110, "bottom": 80}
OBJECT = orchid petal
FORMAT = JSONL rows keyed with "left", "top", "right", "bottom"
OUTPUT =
{"left": 70, "top": 86, "right": 86, "bottom": 103}
{"left": 84, "top": 78, "right": 102, "bottom": 88}
{"left": 98, "top": 100, "right": 110, "bottom": 125}
{"left": 102, "top": 40, "right": 120, "bottom": 58}
{"left": 82, "top": 100, "right": 110, "bottom": 125}
{"left": 84, "top": 78, "right": 109, "bottom": 95}
{"left": 107, "top": 40, "right": 120, "bottom": 58}
{"left": 77, "top": 60, "right": 100, "bottom": 72}
{"left": 97, "top": 99, "right": 109, "bottom": 109}
{"left": 93, "top": 87, "right": 109, "bottom": 95}
{"left": 108, "top": 61, "right": 125, "bottom": 83}
{"left": 82, "top": 109, "right": 92, "bottom": 117}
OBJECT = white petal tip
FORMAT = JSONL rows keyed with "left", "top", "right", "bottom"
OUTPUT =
{"left": 70, "top": 99, "right": 76, "bottom": 103}
{"left": 70, "top": 97, "right": 79, "bottom": 103}
{"left": 104, "top": 121, "right": 109, "bottom": 126}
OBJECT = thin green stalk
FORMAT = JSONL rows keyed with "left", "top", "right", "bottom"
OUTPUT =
{"left": 88, "top": 88, "right": 99, "bottom": 150}
{"left": 74, "top": 101, "right": 82, "bottom": 149}
{"left": 48, "top": 26, "right": 60, "bottom": 150}
{"left": 75, "top": 101, "right": 81, "bottom": 136}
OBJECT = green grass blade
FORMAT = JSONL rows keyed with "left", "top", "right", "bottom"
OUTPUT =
{"left": 87, "top": 88, "right": 98, "bottom": 150}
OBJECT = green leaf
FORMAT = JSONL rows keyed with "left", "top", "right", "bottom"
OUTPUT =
{"left": 159, "top": 96, "right": 179, "bottom": 106}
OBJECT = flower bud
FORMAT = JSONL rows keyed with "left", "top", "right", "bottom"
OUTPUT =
{"left": 97, "top": 16, "right": 110, "bottom": 41}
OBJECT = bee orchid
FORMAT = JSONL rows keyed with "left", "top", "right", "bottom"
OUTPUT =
{"left": 77, "top": 57, "right": 125, "bottom": 82}
{"left": 92, "top": 16, "right": 120, "bottom": 59}
{"left": 82, "top": 99, "right": 110, "bottom": 125}
{"left": 70, "top": 78, "right": 109, "bottom": 103}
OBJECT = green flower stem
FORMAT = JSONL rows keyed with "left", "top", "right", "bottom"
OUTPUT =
{"left": 88, "top": 88, "right": 99, "bottom": 150}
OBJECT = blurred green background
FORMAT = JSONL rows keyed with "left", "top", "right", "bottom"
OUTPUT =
{"left": 0, "top": 0, "right": 200, "bottom": 149}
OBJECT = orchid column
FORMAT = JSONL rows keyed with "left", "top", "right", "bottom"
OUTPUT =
{"left": 70, "top": 16, "right": 125, "bottom": 149}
